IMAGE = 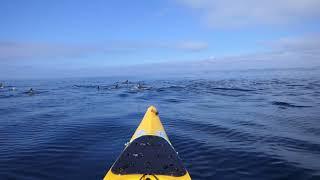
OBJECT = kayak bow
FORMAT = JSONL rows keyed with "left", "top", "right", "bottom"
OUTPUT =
{"left": 104, "top": 106, "right": 191, "bottom": 180}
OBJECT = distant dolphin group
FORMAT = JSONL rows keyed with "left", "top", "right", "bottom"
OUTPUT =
{"left": 1, "top": 79, "right": 150, "bottom": 97}
{"left": 0, "top": 82, "right": 35, "bottom": 95}
{"left": 95, "top": 80, "right": 150, "bottom": 91}
{"left": 0, "top": 82, "right": 16, "bottom": 91}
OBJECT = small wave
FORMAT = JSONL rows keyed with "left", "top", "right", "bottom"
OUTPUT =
{"left": 0, "top": 94, "right": 19, "bottom": 99}
{"left": 211, "top": 87, "right": 255, "bottom": 92}
{"left": 163, "top": 98, "right": 182, "bottom": 103}
{"left": 208, "top": 92, "right": 250, "bottom": 97}
{"left": 309, "top": 82, "right": 320, "bottom": 87}
{"left": 73, "top": 85, "right": 99, "bottom": 89}
{"left": 271, "top": 101, "right": 312, "bottom": 108}
{"left": 155, "top": 85, "right": 185, "bottom": 92}
{"left": 265, "top": 136, "right": 320, "bottom": 154}
{"left": 156, "top": 88, "right": 165, "bottom": 92}
{"left": 118, "top": 93, "right": 129, "bottom": 98}
{"left": 286, "top": 84, "right": 305, "bottom": 87}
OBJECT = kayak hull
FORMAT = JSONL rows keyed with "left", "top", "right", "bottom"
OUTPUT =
{"left": 104, "top": 106, "right": 191, "bottom": 180}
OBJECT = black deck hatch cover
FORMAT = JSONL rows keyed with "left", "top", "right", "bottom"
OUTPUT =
{"left": 111, "top": 135, "right": 187, "bottom": 177}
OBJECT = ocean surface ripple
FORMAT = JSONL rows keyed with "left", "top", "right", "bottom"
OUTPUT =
{"left": 0, "top": 69, "right": 320, "bottom": 179}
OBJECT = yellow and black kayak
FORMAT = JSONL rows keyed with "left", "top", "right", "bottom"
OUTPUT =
{"left": 104, "top": 106, "right": 191, "bottom": 180}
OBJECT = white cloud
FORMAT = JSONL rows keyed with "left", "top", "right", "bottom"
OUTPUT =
{"left": 201, "top": 34, "right": 320, "bottom": 69}
{"left": 2, "top": 35, "right": 319, "bottom": 79}
{"left": 150, "top": 34, "right": 320, "bottom": 73}
{"left": 0, "top": 40, "right": 208, "bottom": 60}
{"left": 0, "top": 42, "right": 98, "bottom": 60}
{"left": 178, "top": 0, "right": 320, "bottom": 28}
{"left": 264, "top": 34, "right": 320, "bottom": 55}
{"left": 219, "top": 34, "right": 320, "bottom": 69}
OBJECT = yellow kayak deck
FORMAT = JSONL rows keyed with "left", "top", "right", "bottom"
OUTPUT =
{"left": 104, "top": 106, "right": 191, "bottom": 180}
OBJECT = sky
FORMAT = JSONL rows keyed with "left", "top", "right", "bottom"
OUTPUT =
{"left": 1, "top": 0, "right": 320, "bottom": 79}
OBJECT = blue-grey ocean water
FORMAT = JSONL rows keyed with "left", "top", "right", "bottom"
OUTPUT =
{"left": 1, "top": 68, "right": 320, "bottom": 180}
